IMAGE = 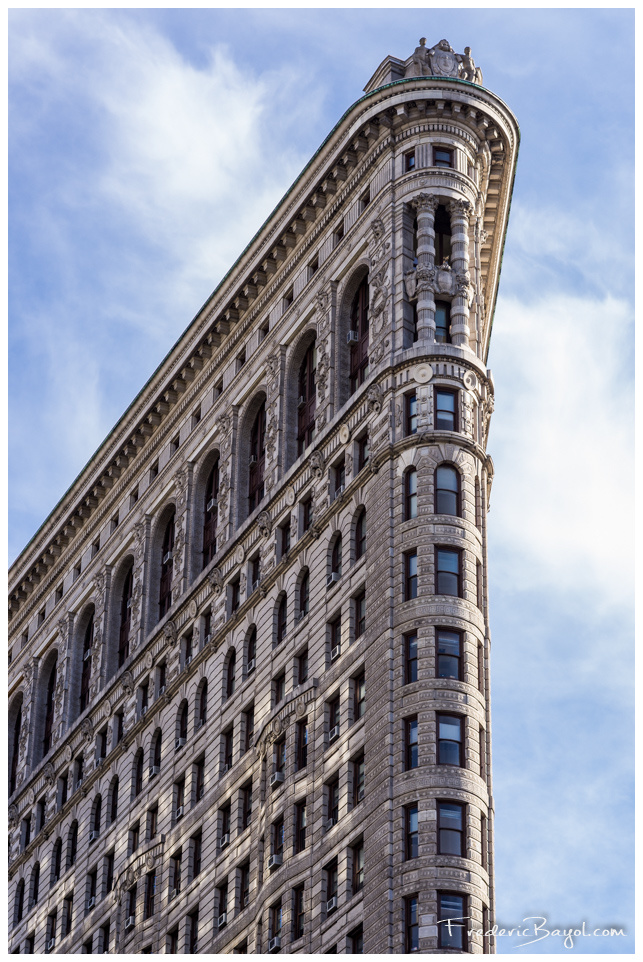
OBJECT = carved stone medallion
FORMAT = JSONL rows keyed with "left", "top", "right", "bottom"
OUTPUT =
{"left": 144, "top": 652, "right": 153, "bottom": 670}
{"left": 235, "top": 545, "right": 245, "bottom": 565}
{"left": 413, "top": 364, "right": 433, "bottom": 384}
{"left": 285, "top": 486, "right": 296, "bottom": 506}
{"left": 188, "top": 599, "right": 198, "bottom": 618}
{"left": 339, "top": 424, "right": 351, "bottom": 444}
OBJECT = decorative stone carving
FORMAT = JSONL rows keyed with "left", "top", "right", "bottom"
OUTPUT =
{"left": 27, "top": 788, "right": 35, "bottom": 806}
{"left": 257, "top": 511, "right": 272, "bottom": 538}
{"left": 369, "top": 267, "right": 390, "bottom": 334}
{"left": 145, "top": 853, "right": 155, "bottom": 869}
{"left": 308, "top": 450, "right": 325, "bottom": 479}
{"left": 296, "top": 698, "right": 306, "bottom": 717}
{"left": 411, "top": 192, "right": 438, "bottom": 215}
{"left": 208, "top": 568, "right": 224, "bottom": 593}
{"left": 81, "top": 717, "right": 94, "bottom": 741}
{"left": 173, "top": 468, "right": 187, "bottom": 508}
{"left": 44, "top": 762, "right": 55, "bottom": 787}
{"left": 369, "top": 337, "right": 390, "bottom": 368}
{"left": 8, "top": 805, "right": 18, "bottom": 828}
{"left": 217, "top": 412, "right": 232, "bottom": 438}
{"left": 235, "top": 544, "right": 245, "bottom": 565}
{"left": 121, "top": 671, "right": 134, "bottom": 695}
{"left": 339, "top": 424, "right": 351, "bottom": 445}
{"left": 265, "top": 354, "right": 279, "bottom": 377}
{"left": 285, "top": 486, "right": 296, "bottom": 506}
{"left": 56, "top": 617, "right": 70, "bottom": 650}
{"left": 134, "top": 521, "right": 145, "bottom": 561}
{"left": 164, "top": 621, "right": 178, "bottom": 645}
{"left": 64, "top": 744, "right": 73, "bottom": 762}
{"left": 315, "top": 289, "right": 331, "bottom": 315}
{"left": 413, "top": 364, "right": 433, "bottom": 384}
{"left": 272, "top": 717, "right": 282, "bottom": 735}
{"left": 463, "top": 371, "right": 478, "bottom": 392}
{"left": 427, "top": 38, "right": 460, "bottom": 77}
{"left": 188, "top": 599, "right": 198, "bottom": 618}
{"left": 144, "top": 652, "right": 153, "bottom": 670}
{"left": 366, "top": 383, "right": 383, "bottom": 414}
{"left": 93, "top": 572, "right": 107, "bottom": 610}
{"left": 23, "top": 659, "right": 34, "bottom": 691}
{"left": 460, "top": 46, "right": 483, "bottom": 84}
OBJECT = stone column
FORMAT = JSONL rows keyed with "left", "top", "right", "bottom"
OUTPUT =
{"left": 448, "top": 199, "right": 475, "bottom": 347}
{"left": 131, "top": 517, "right": 150, "bottom": 650}
{"left": 314, "top": 286, "right": 334, "bottom": 433}
{"left": 18, "top": 657, "right": 37, "bottom": 782}
{"left": 265, "top": 347, "right": 286, "bottom": 495}
{"left": 171, "top": 465, "right": 193, "bottom": 602}
{"left": 412, "top": 193, "right": 439, "bottom": 341}
{"left": 93, "top": 567, "right": 111, "bottom": 698}
{"left": 53, "top": 616, "right": 73, "bottom": 745}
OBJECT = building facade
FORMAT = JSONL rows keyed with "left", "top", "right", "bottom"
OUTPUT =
{"left": 8, "top": 38, "right": 518, "bottom": 954}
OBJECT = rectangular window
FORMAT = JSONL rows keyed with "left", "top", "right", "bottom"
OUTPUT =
{"left": 438, "top": 893, "right": 467, "bottom": 950}
{"left": 222, "top": 728, "right": 233, "bottom": 773}
{"left": 405, "top": 150, "right": 416, "bottom": 172}
{"left": 435, "top": 388, "right": 457, "bottom": 431}
{"left": 405, "top": 895, "right": 419, "bottom": 952}
{"left": 242, "top": 783, "right": 253, "bottom": 830}
{"left": 405, "top": 716, "right": 419, "bottom": 770}
{"left": 274, "top": 737, "right": 286, "bottom": 775}
{"left": 328, "top": 694, "right": 340, "bottom": 741}
{"left": 481, "top": 813, "right": 488, "bottom": 870}
{"left": 477, "top": 559, "right": 483, "bottom": 609}
{"left": 480, "top": 726, "right": 486, "bottom": 778}
{"left": 325, "top": 859, "right": 338, "bottom": 912}
{"left": 353, "top": 670, "right": 365, "bottom": 720}
{"left": 355, "top": 591, "right": 366, "bottom": 638}
{"left": 333, "top": 221, "right": 345, "bottom": 246}
{"left": 360, "top": 186, "right": 370, "bottom": 211}
{"left": 189, "top": 910, "right": 199, "bottom": 952}
{"left": 334, "top": 459, "right": 345, "bottom": 497}
{"left": 105, "top": 852, "right": 114, "bottom": 893}
{"left": 195, "top": 758, "right": 205, "bottom": 801}
{"left": 308, "top": 255, "right": 319, "bottom": 278}
{"left": 218, "top": 883, "right": 228, "bottom": 925}
{"left": 149, "top": 461, "right": 158, "bottom": 482}
{"left": 144, "top": 871, "right": 156, "bottom": 919}
{"left": 357, "top": 434, "right": 369, "bottom": 472}
{"left": 478, "top": 644, "right": 485, "bottom": 694}
{"left": 297, "top": 648, "right": 308, "bottom": 685}
{"left": 327, "top": 778, "right": 339, "bottom": 825}
{"left": 293, "top": 884, "right": 305, "bottom": 940}
{"left": 405, "top": 804, "right": 419, "bottom": 859}
{"left": 348, "top": 925, "right": 364, "bottom": 953}
{"left": 63, "top": 893, "right": 73, "bottom": 936}
{"left": 433, "top": 146, "right": 453, "bottom": 168}
{"left": 167, "top": 929, "right": 178, "bottom": 954}
{"left": 351, "top": 839, "right": 364, "bottom": 893}
{"left": 296, "top": 720, "right": 308, "bottom": 770}
{"left": 239, "top": 862, "right": 250, "bottom": 911}
{"left": 435, "top": 300, "right": 451, "bottom": 344}
{"left": 329, "top": 615, "right": 342, "bottom": 658}
{"left": 280, "top": 521, "right": 291, "bottom": 558}
{"left": 437, "top": 714, "right": 463, "bottom": 766}
{"left": 273, "top": 816, "right": 284, "bottom": 856}
{"left": 294, "top": 801, "right": 307, "bottom": 853}
{"left": 438, "top": 801, "right": 465, "bottom": 856}
{"left": 404, "top": 551, "right": 418, "bottom": 600}
{"left": 270, "top": 900, "right": 282, "bottom": 939}
{"left": 435, "top": 547, "right": 461, "bottom": 596}
{"left": 352, "top": 754, "right": 365, "bottom": 807}
{"left": 192, "top": 831, "right": 202, "bottom": 878}
{"left": 405, "top": 393, "right": 417, "bottom": 435}
{"left": 404, "top": 467, "right": 417, "bottom": 520}
{"left": 302, "top": 497, "right": 313, "bottom": 532}
{"left": 404, "top": 632, "right": 418, "bottom": 684}
{"left": 231, "top": 577, "right": 241, "bottom": 613}
{"left": 170, "top": 849, "right": 182, "bottom": 895}
{"left": 243, "top": 704, "right": 255, "bottom": 753}
{"left": 274, "top": 671, "right": 286, "bottom": 706}
{"left": 437, "top": 628, "right": 462, "bottom": 679}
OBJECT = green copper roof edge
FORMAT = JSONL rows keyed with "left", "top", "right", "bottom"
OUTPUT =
{"left": 11, "top": 75, "right": 518, "bottom": 571}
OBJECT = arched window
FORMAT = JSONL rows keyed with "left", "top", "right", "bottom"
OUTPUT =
{"left": 249, "top": 403, "right": 266, "bottom": 513}
{"left": 119, "top": 567, "right": 133, "bottom": 667}
{"left": 153, "top": 731, "right": 162, "bottom": 769}
{"left": 435, "top": 464, "right": 460, "bottom": 516}
{"left": 355, "top": 509, "right": 367, "bottom": 560}
{"left": 297, "top": 342, "right": 317, "bottom": 455}
{"left": 134, "top": 751, "right": 144, "bottom": 797}
{"left": 109, "top": 778, "right": 119, "bottom": 824}
{"left": 14, "top": 879, "right": 24, "bottom": 925}
{"left": 299, "top": 570, "right": 310, "bottom": 617}
{"left": 42, "top": 657, "right": 58, "bottom": 758}
{"left": 178, "top": 702, "right": 188, "bottom": 741}
{"left": 67, "top": 821, "right": 78, "bottom": 868}
{"left": 247, "top": 627, "right": 256, "bottom": 675}
{"left": 276, "top": 594, "right": 287, "bottom": 645}
{"left": 31, "top": 862, "right": 40, "bottom": 906}
{"left": 92, "top": 795, "right": 102, "bottom": 835}
{"left": 51, "top": 837, "right": 62, "bottom": 887}
{"left": 159, "top": 514, "right": 175, "bottom": 619}
{"left": 203, "top": 461, "right": 219, "bottom": 568}
{"left": 79, "top": 615, "right": 94, "bottom": 713}
{"left": 404, "top": 468, "right": 418, "bottom": 521}
{"left": 198, "top": 681, "right": 208, "bottom": 728}
{"left": 349, "top": 277, "right": 369, "bottom": 394}
{"left": 331, "top": 535, "right": 342, "bottom": 578}
{"left": 434, "top": 204, "right": 451, "bottom": 265}
{"left": 435, "top": 300, "right": 451, "bottom": 344}
{"left": 226, "top": 650, "right": 237, "bottom": 699}
{"left": 10, "top": 703, "right": 21, "bottom": 796}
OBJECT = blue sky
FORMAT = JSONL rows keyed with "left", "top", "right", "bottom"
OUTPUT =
{"left": 9, "top": 7, "right": 634, "bottom": 954}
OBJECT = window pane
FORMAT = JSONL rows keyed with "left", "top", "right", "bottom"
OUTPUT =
{"left": 439, "top": 717, "right": 461, "bottom": 742}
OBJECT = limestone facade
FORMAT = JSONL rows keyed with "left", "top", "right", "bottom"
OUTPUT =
{"left": 8, "top": 39, "right": 518, "bottom": 954}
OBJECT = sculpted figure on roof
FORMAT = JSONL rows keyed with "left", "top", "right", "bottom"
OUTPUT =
{"left": 404, "top": 38, "right": 483, "bottom": 85}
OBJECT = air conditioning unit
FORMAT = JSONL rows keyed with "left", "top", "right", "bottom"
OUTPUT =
{"left": 175, "top": 737, "right": 186, "bottom": 750}
{"left": 207, "top": 498, "right": 218, "bottom": 512}
{"left": 89, "top": 830, "right": 99, "bottom": 843}
{"left": 270, "top": 771, "right": 285, "bottom": 787}
{"left": 268, "top": 936, "right": 282, "bottom": 953}
{"left": 326, "top": 817, "right": 337, "bottom": 830}
{"left": 169, "top": 888, "right": 178, "bottom": 901}
{"left": 149, "top": 765, "right": 160, "bottom": 778}
{"left": 330, "top": 644, "right": 341, "bottom": 661}
{"left": 220, "top": 833, "right": 230, "bottom": 849}
{"left": 86, "top": 896, "right": 96, "bottom": 911}
{"left": 175, "top": 806, "right": 184, "bottom": 820}
{"left": 357, "top": 787, "right": 365, "bottom": 802}
{"left": 329, "top": 725, "right": 340, "bottom": 742}
{"left": 268, "top": 853, "right": 282, "bottom": 870}
{"left": 218, "top": 912, "right": 228, "bottom": 928}
{"left": 47, "top": 939, "right": 56, "bottom": 951}
{"left": 347, "top": 330, "right": 359, "bottom": 343}
{"left": 327, "top": 572, "right": 340, "bottom": 587}
{"left": 84, "top": 648, "right": 92, "bottom": 661}
{"left": 326, "top": 896, "right": 338, "bottom": 913}
{"left": 249, "top": 455, "right": 257, "bottom": 465}
{"left": 158, "top": 684, "right": 166, "bottom": 696}
{"left": 185, "top": 655, "right": 192, "bottom": 667}
{"left": 297, "top": 395, "right": 306, "bottom": 407}
{"left": 124, "top": 916, "right": 135, "bottom": 931}
{"left": 334, "top": 484, "right": 345, "bottom": 499}
{"left": 163, "top": 551, "right": 173, "bottom": 564}
{"left": 247, "top": 658, "right": 255, "bottom": 674}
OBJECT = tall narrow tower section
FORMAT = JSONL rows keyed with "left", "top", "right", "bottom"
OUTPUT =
{"left": 8, "top": 39, "right": 518, "bottom": 955}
